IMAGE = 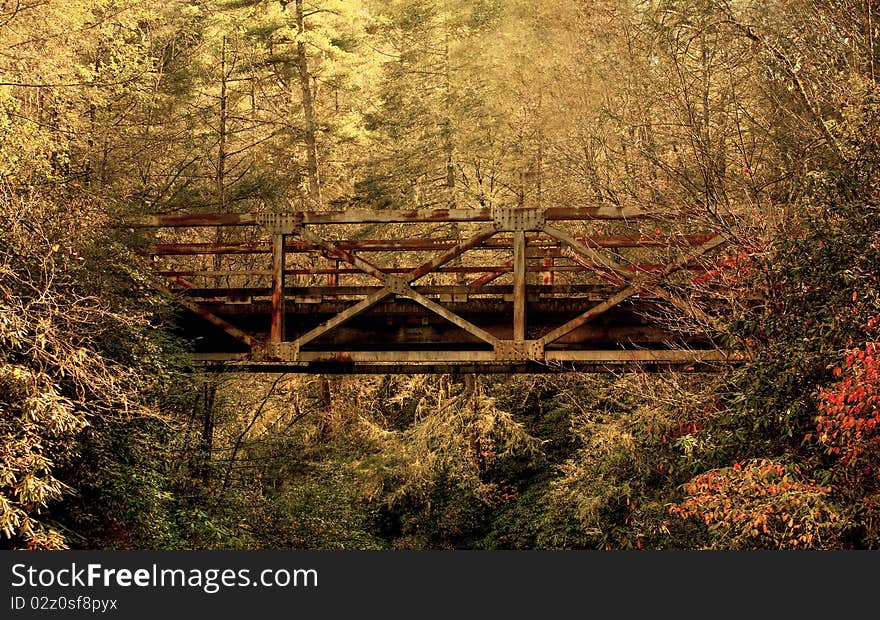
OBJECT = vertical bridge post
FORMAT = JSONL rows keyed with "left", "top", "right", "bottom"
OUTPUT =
{"left": 513, "top": 230, "right": 527, "bottom": 341}
{"left": 270, "top": 233, "right": 285, "bottom": 343}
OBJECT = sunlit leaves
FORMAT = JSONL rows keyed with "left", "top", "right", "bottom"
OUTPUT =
{"left": 0, "top": 186, "right": 183, "bottom": 548}
{"left": 670, "top": 458, "right": 844, "bottom": 549}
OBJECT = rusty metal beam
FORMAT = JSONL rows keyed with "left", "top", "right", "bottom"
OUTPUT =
{"left": 288, "top": 323, "right": 680, "bottom": 347}
{"left": 539, "top": 235, "right": 728, "bottom": 346}
{"left": 513, "top": 231, "right": 527, "bottom": 341}
{"left": 122, "top": 206, "right": 654, "bottom": 228}
{"left": 170, "top": 275, "right": 196, "bottom": 289}
{"left": 142, "top": 235, "right": 715, "bottom": 256}
{"left": 468, "top": 262, "right": 512, "bottom": 287}
{"left": 158, "top": 266, "right": 517, "bottom": 278}
{"left": 641, "top": 284, "right": 723, "bottom": 330}
{"left": 157, "top": 263, "right": 711, "bottom": 280}
{"left": 645, "top": 235, "right": 728, "bottom": 279}
{"left": 144, "top": 242, "right": 274, "bottom": 255}
{"left": 182, "top": 283, "right": 625, "bottom": 300}
{"left": 575, "top": 234, "right": 716, "bottom": 250}
{"left": 297, "top": 228, "right": 389, "bottom": 284}
{"left": 194, "top": 359, "right": 743, "bottom": 374}
{"left": 149, "top": 279, "right": 254, "bottom": 349}
{"left": 400, "top": 288, "right": 500, "bottom": 347}
{"left": 540, "top": 257, "right": 555, "bottom": 286}
{"left": 270, "top": 234, "right": 285, "bottom": 343}
{"left": 291, "top": 288, "right": 392, "bottom": 350}
{"left": 327, "top": 259, "right": 339, "bottom": 287}
{"left": 124, "top": 212, "right": 259, "bottom": 227}
{"left": 543, "top": 349, "right": 742, "bottom": 363}
{"left": 284, "top": 349, "right": 740, "bottom": 364}
{"left": 562, "top": 249, "right": 626, "bottom": 285}
{"left": 538, "top": 286, "right": 648, "bottom": 347}
{"left": 405, "top": 226, "right": 497, "bottom": 282}
{"left": 190, "top": 297, "right": 735, "bottom": 323}
{"left": 543, "top": 224, "right": 634, "bottom": 282}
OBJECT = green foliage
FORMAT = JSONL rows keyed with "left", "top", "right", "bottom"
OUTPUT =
{"left": 0, "top": 186, "right": 197, "bottom": 548}
{"left": 54, "top": 417, "right": 226, "bottom": 550}
{"left": 356, "top": 376, "right": 543, "bottom": 548}
{"left": 240, "top": 460, "right": 386, "bottom": 550}
{"left": 532, "top": 375, "right": 721, "bottom": 549}
{"left": 723, "top": 176, "right": 880, "bottom": 459}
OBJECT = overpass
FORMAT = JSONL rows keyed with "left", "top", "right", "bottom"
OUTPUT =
{"left": 122, "top": 206, "right": 747, "bottom": 373}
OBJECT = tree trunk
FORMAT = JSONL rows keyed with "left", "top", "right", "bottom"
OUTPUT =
{"left": 215, "top": 36, "right": 230, "bottom": 286}
{"left": 296, "top": 0, "right": 322, "bottom": 207}
{"left": 217, "top": 35, "right": 229, "bottom": 213}
{"left": 199, "top": 381, "right": 216, "bottom": 484}
{"left": 84, "top": 42, "right": 102, "bottom": 187}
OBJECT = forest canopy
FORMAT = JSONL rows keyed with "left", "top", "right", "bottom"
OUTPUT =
{"left": 1, "top": 0, "right": 879, "bottom": 550}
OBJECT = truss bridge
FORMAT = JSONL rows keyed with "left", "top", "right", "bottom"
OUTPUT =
{"left": 122, "top": 206, "right": 747, "bottom": 374}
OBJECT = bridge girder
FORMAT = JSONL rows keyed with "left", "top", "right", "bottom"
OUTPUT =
{"left": 122, "top": 206, "right": 747, "bottom": 373}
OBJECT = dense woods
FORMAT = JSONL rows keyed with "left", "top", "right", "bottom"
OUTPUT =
{"left": 1, "top": 0, "right": 879, "bottom": 550}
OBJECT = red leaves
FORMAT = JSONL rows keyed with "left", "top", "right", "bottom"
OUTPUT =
{"left": 668, "top": 419, "right": 701, "bottom": 439}
{"left": 816, "top": 342, "right": 880, "bottom": 474}
{"left": 689, "top": 249, "right": 757, "bottom": 286}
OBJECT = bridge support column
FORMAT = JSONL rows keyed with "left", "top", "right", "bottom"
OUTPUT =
{"left": 513, "top": 231, "right": 526, "bottom": 341}
{"left": 271, "top": 233, "right": 285, "bottom": 343}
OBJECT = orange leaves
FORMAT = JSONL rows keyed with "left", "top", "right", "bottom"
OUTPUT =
{"left": 670, "top": 459, "right": 843, "bottom": 549}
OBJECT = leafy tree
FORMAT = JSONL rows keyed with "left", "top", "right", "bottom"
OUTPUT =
{"left": 670, "top": 459, "right": 845, "bottom": 549}
{"left": 0, "top": 185, "right": 195, "bottom": 548}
